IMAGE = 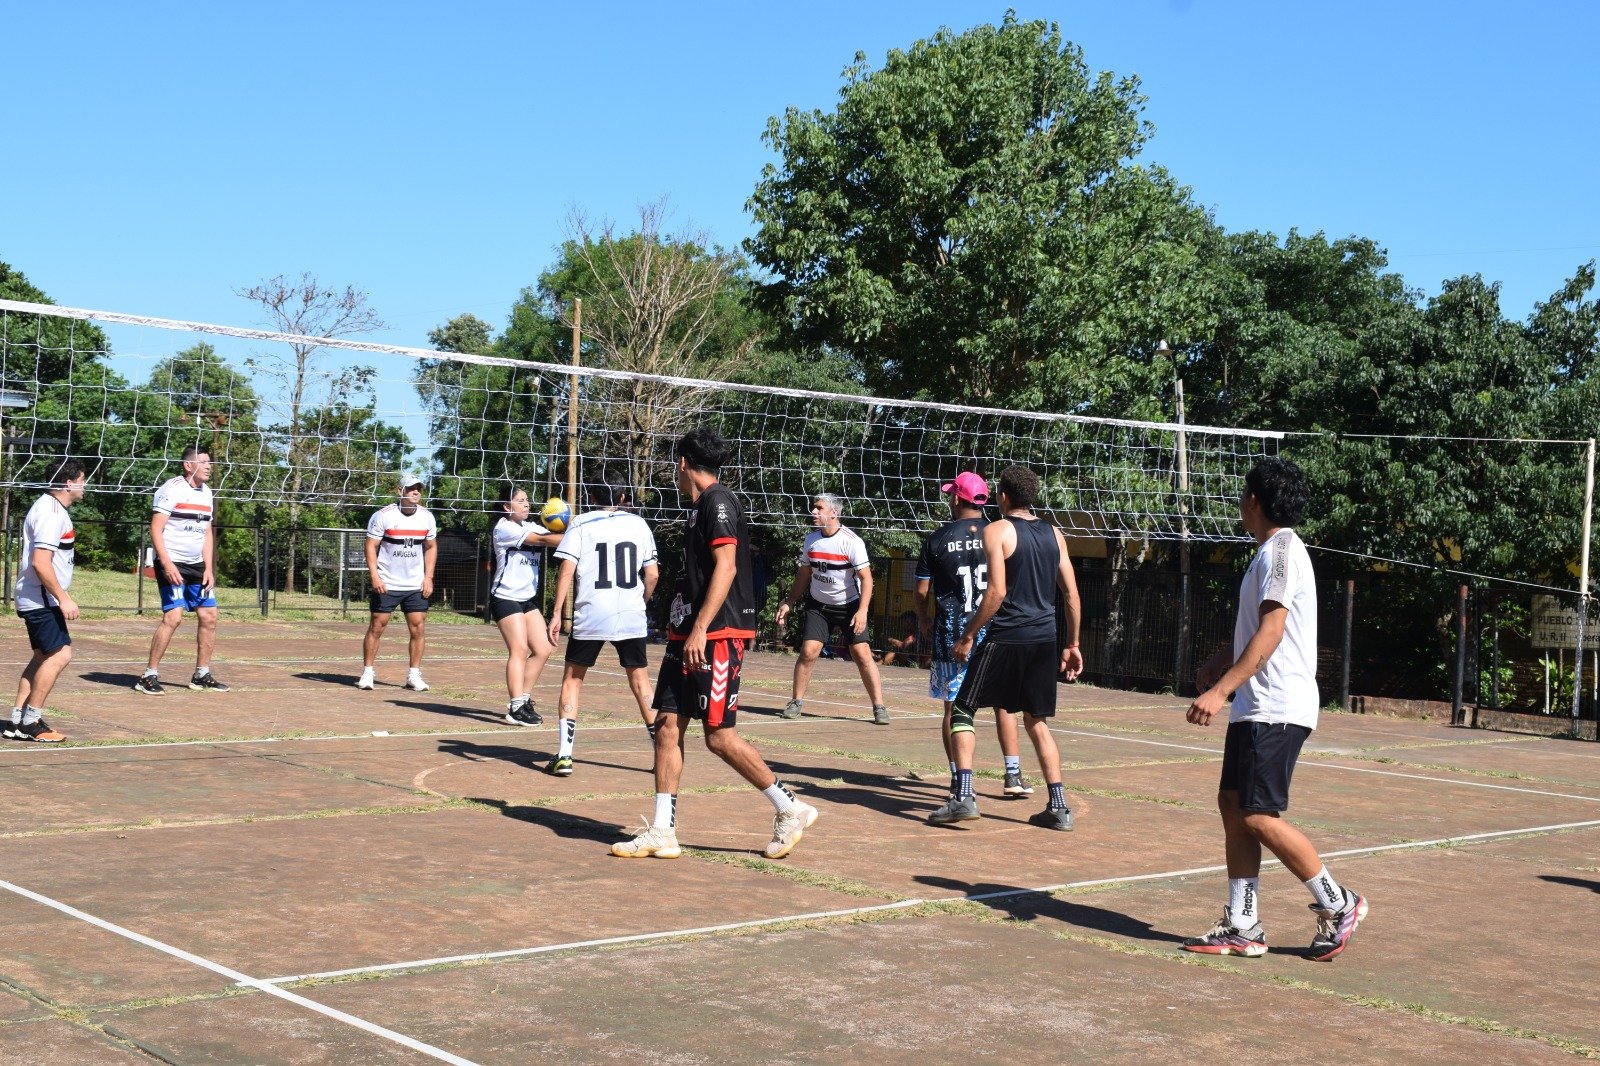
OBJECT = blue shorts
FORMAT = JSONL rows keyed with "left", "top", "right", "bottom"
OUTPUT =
{"left": 19, "top": 606, "right": 71, "bottom": 654}
{"left": 159, "top": 581, "right": 217, "bottom": 612}
{"left": 929, "top": 660, "right": 966, "bottom": 701}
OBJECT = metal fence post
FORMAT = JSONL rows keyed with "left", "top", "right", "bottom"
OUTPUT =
{"left": 1340, "top": 578, "right": 1354, "bottom": 712}
{"left": 1452, "top": 584, "right": 1468, "bottom": 726}
{"left": 136, "top": 525, "right": 147, "bottom": 615}
{"left": 259, "top": 527, "right": 270, "bottom": 618}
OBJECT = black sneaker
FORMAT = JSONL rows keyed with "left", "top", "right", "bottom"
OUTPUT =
{"left": 506, "top": 698, "right": 543, "bottom": 727}
{"left": 2, "top": 718, "right": 20, "bottom": 740}
{"left": 1003, "top": 770, "right": 1034, "bottom": 797}
{"left": 189, "top": 672, "right": 230, "bottom": 692}
{"left": 11, "top": 719, "right": 66, "bottom": 743}
{"left": 1308, "top": 889, "right": 1368, "bottom": 961}
{"left": 133, "top": 674, "right": 164, "bottom": 695}
{"left": 1028, "top": 806, "right": 1074, "bottom": 831}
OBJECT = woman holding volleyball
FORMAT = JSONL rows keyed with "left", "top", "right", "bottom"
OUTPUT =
{"left": 491, "top": 485, "right": 565, "bottom": 725}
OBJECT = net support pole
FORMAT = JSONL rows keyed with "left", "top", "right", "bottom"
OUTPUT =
{"left": 1573, "top": 438, "right": 1595, "bottom": 732}
{"left": 564, "top": 299, "right": 581, "bottom": 635}
{"left": 1172, "top": 367, "right": 1192, "bottom": 693}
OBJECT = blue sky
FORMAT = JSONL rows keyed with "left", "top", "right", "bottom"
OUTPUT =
{"left": 4, "top": 1, "right": 1597, "bottom": 434}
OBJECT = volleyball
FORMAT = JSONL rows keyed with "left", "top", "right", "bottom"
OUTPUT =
{"left": 538, "top": 496, "right": 571, "bottom": 533}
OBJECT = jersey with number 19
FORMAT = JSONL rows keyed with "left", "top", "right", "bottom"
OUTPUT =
{"left": 554, "top": 510, "right": 658, "bottom": 641}
{"left": 915, "top": 516, "right": 990, "bottom": 662}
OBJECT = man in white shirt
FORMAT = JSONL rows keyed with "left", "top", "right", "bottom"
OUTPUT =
{"left": 357, "top": 474, "right": 438, "bottom": 691}
{"left": 775, "top": 494, "right": 889, "bottom": 724}
{"left": 545, "top": 478, "right": 660, "bottom": 776}
{"left": 136, "top": 447, "right": 228, "bottom": 694}
{"left": 8, "top": 457, "right": 87, "bottom": 743}
{"left": 1182, "top": 457, "right": 1367, "bottom": 962}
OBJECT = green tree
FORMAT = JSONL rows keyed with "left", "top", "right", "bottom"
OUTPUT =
{"left": 747, "top": 14, "right": 1218, "bottom": 415}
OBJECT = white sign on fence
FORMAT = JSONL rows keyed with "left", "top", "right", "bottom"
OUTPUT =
{"left": 1530, "top": 595, "right": 1598, "bottom": 649}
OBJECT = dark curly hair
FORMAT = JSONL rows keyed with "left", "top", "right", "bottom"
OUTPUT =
{"left": 1245, "top": 457, "right": 1309, "bottom": 527}
{"left": 997, "top": 464, "right": 1041, "bottom": 510}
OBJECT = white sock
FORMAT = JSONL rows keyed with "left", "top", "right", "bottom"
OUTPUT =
{"left": 194, "top": 666, "right": 210, "bottom": 678}
{"left": 22, "top": 705, "right": 42, "bottom": 725}
{"left": 9, "top": 708, "right": 20, "bottom": 725}
{"left": 1305, "top": 866, "right": 1345, "bottom": 911}
{"left": 143, "top": 668, "right": 158, "bottom": 678}
{"left": 558, "top": 718, "right": 576, "bottom": 759}
{"left": 948, "top": 761, "right": 958, "bottom": 774}
{"left": 1004, "top": 755, "right": 1021, "bottom": 773}
{"left": 408, "top": 666, "right": 422, "bottom": 676}
{"left": 1228, "top": 877, "right": 1260, "bottom": 928}
{"left": 652, "top": 792, "right": 676, "bottom": 829}
{"left": 763, "top": 781, "right": 795, "bottom": 814}
{"left": 520, "top": 692, "right": 531, "bottom": 702}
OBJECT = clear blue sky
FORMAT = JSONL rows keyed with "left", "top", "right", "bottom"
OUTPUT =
{"left": 4, "top": 1, "right": 1597, "bottom": 420}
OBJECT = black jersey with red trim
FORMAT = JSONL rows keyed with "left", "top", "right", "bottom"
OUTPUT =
{"left": 668, "top": 482, "right": 757, "bottom": 640}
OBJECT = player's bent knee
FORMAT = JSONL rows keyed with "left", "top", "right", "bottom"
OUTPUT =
{"left": 950, "top": 702, "right": 976, "bottom": 735}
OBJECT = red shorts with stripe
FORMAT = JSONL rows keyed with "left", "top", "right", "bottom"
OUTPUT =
{"left": 652, "top": 638, "right": 745, "bottom": 728}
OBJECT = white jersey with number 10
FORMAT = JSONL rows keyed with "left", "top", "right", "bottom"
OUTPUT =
{"left": 554, "top": 510, "right": 658, "bottom": 641}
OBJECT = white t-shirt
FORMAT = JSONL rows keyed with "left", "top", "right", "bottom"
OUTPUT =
{"left": 366, "top": 503, "right": 438, "bottom": 591}
{"left": 491, "top": 517, "right": 544, "bottom": 602}
{"left": 554, "top": 510, "right": 658, "bottom": 641}
{"left": 1230, "top": 527, "right": 1320, "bottom": 729}
{"left": 15, "top": 494, "right": 75, "bottom": 612}
{"left": 799, "top": 526, "right": 870, "bottom": 606}
{"left": 152, "top": 476, "right": 214, "bottom": 565}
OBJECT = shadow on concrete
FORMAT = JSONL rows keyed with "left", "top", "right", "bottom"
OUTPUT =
{"left": 388, "top": 699, "right": 512, "bottom": 726}
{"left": 914, "top": 874, "right": 1185, "bottom": 945}
{"left": 469, "top": 796, "right": 625, "bottom": 845}
{"left": 1540, "top": 874, "right": 1600, "bottom": 893}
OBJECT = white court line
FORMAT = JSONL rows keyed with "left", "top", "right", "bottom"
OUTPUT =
{"left": 256, "top": 817, "right": 1600, "bottom": 986}
{"left": 1054, "top": 728, "right": 1600, "bottom": 804}
{"left": 0, "top": 878, "right": 479, "bottom": 1066}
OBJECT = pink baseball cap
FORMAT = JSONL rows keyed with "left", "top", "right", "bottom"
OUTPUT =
{"left": 940, "top": 471, "right": 989, "bottom": 505}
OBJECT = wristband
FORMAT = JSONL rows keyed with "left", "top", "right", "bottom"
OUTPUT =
{"left": 1065, "top": 643, "right": 1080, "bottom": 649}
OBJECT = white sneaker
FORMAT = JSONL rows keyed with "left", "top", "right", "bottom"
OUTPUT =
{"left": 611, "top": 821, "right": 681, "bottom": 859}
{"left": 764, "top": 799, "right": 819, "bottom": 859}
{"left": 356, "top": 668, "right": 376, "bottom": 690}
{"left": 403, "top": 670, "right": 429, "bottom": 692}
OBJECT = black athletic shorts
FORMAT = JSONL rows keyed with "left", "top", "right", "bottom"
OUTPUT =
{"left": 371, "top": 589, "right": 430, "bottom": 616}
{"left": 796, "top": 597, "right": 871, "bottom": 648}
{"left": 652, "top": 638, "right": 745, "bottom": 728}
{"left": 489, "top": 596, "right": 541, "bottom": 623}
{"left": 954, "top": 640, "right": 1058, "bottom": 718}
{"left": 566, "top": 636, "right": 648, "bottom": 669}
{"left": 1220, "top": 720, "right": 1313, "bottom": 813}
{"left": 19, "top": 606, "right": 70, "bottom": 655}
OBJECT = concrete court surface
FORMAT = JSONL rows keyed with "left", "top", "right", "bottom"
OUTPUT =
{"left": 0, "top": 617, "right": 1596, "bottom": 1064}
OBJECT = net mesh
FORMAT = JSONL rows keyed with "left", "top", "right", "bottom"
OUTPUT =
{"left": 0, "top": 299, "right": 1278, "bottom": 539}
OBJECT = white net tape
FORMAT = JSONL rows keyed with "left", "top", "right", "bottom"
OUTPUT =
{"left": 0, "top": 299, "right": 1278, "bottom": 539}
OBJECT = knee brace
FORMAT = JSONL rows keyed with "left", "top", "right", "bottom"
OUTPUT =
{"left": 950, "top": 702, "right": 976, "bottom": 735}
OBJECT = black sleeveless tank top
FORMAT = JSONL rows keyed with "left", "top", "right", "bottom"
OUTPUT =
{"left": 986, "top": 516, "right": 1058, "bottom": 643}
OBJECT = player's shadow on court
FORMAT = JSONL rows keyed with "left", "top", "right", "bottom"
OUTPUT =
{"left": 437, "top": 737, "right": 551, "bottom": 768}
{"left": 1540, "top": 874, "right": 1600, "bottom": 894}
{"left": 915, "top": 875, "right": 1182, "bottom": 945}
{"left": 761, "top": 757, "right": 950, "bottom": 824}
{"left": 80, "top": 671, "right": 152, "bottom": 690}
{"left": 469, "top": 796, "right": 626, "bottom": 845}
{"left": 387, "top": 699, "right": 515, "bottom": 726}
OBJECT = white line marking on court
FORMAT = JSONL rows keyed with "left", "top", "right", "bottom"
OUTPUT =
{"left": 1054, "top": 728, "right": 1600, "bottom": 804}
{"left": 253, "top": 817, "right": 1600, "bottom": 986}
{"left": 255, "top": 900, "right": 925, "bottom": 985}
{"left": 0, "top": 878, "right": 480, "bottom": 1066}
